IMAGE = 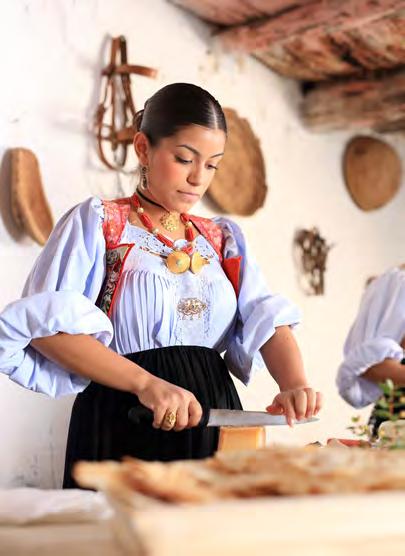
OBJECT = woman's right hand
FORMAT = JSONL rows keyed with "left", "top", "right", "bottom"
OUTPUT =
{"left": 136, "top": 374, "right": 203, "bottom": 432}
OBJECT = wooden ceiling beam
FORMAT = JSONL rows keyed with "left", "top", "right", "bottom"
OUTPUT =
{"left": 170, "top": 0, "right": 315, "bottom": 26}
{"left": 218, "top": 0, "right": 405, "bottom": 80}
{"left": 301, "top": 69, "right": 405, "bottom": 131}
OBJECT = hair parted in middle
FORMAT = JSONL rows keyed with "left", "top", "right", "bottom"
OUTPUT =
{"left": 133, "top": 83, "right": 227, "bottom": 146}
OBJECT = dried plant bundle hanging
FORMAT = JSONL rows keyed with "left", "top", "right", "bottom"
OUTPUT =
{"left": 294, "top": 227, "right": 333, "bottom": 295}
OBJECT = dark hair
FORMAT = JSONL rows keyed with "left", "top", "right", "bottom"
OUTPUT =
{"left": 134, "top": 83, "right": 227, "bottom": 145}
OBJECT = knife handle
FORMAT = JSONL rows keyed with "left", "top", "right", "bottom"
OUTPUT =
{"left": 128, "top": 405, "right": 210, "bottom": 428}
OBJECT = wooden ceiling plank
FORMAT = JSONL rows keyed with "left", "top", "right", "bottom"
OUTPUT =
{"left": 219, "top": 0, "right": 405, "bottom": 80}
{"left": 331, "top": 16, "right": 405, "bottom": 70}
{"left": 169, "top": 0, "right": 315, "bottom": 26}
{"left": 219, "top": 1, "right": 405, "bottom": 50}
{"left": 254, "top": 13, "right": 405, "bottom": 80}
{"left": 301, "top": 69, "right": 405, "bottom": 131}
{"left": 254, "top": 35, "right": 359, "bottom": 81}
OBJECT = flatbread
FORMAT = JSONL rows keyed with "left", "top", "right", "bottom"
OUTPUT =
{"left": 73, "top": 445, "right": 405, "bottom": 504}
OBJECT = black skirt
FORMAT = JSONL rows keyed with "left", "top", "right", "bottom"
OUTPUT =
{"left": 63, "top": 345, "right": 242, "bottom": 488}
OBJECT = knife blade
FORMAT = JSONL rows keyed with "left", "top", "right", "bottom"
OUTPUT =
{"left": 128, "top": 406, "right": 318, "bottom": 428}
{"left": 207, "top": 409, "right": 318, "bottom": 427}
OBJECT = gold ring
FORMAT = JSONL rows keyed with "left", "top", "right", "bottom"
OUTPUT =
{"left": 164, "top": 410, "right": 177, "bottom": 428}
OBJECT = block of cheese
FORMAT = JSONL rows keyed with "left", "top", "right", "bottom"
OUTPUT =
{"left": 217, "top": 426, "right": 266, "bottom": 452}
{"left": 378, "top": 419, "right": 405, "bottom": 446}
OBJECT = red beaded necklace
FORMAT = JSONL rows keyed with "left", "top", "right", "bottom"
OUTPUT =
{"left": 130, "top": 193, "right": 208, "bottom": 274}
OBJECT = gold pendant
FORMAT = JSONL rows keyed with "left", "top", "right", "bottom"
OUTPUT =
{"left": 160, "top": 211, "right": 180, "bottom": 232}
{"left": 166, "top": 250, "right": 209, "bottom": 274}
{"left": 190, "top": 252, "right": 209, "bottom": 274}
{"left": 166, "top": 250, "right": 190, "bottom": 274}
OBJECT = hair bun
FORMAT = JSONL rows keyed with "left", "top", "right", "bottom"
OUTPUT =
{"left": 133, "top": 109, "right": 144, "bottom": 132}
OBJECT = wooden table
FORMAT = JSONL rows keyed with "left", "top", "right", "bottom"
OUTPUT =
{"left": 0, "top": 522, "right": 123, "bottom": 556}
{"left": 109, "top": 491, "right": 405, "bottom": 555}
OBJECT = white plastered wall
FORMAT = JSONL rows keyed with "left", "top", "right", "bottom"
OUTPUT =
{"left": 0, "top": 0, "right": 404, "bottom": 487}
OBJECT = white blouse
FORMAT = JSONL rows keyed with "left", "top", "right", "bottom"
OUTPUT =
{"left": 336, "top": 267, "right": 405, "bottom": 408}
{"left": 0, "top": 197, "right": 301, "bottom": 397}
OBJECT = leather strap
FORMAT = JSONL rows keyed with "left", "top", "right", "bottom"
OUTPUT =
{"left": 95, "top": 36, "right": 157, "bottom": 171}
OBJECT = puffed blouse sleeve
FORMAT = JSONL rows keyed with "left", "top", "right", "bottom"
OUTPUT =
{"left": 0, "top": 197, "right": 113, "bottom": 398}
{"left": 214, "top": 217, "right": 301, "bottom": 385}
{"left": 336, "top": 268, "right": 405, "bottom": 409}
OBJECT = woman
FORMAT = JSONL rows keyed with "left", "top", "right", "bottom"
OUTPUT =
{"left": 0, "top": 83, "right": 322, "bottom": 487}
{"left": 336, "top": 266, "right": 405, "bottom": 434}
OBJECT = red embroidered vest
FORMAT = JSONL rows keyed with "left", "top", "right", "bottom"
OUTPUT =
{"left": 97, "top": 197, "right": 241, "bottom": 316}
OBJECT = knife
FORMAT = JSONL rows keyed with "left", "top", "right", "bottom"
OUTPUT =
{"left": 128, "top": 406, "right": 318, "bottom": 428}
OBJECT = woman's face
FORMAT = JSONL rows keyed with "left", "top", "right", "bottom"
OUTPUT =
{"left": 134, "top": 124, "right": 226, "bottom": 213}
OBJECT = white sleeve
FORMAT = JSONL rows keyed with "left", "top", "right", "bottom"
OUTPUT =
{"left": 336, "top": 268, "right": 405, "bottom": 408}
{"left": 0, "top": 197, "right": 113, "bottom": 397}
{"left": 215, "top": 217, "right": 301, "bottom": 385}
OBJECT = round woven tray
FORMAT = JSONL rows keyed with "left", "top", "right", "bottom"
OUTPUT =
{"left": 343, "top": 136, "right": 402, "bottom": 211}
{"left": 207, "top": 108, "right": 267, "bottom": 216}
{"left": 10, "top": 148, "right": 54, "bottom": 245}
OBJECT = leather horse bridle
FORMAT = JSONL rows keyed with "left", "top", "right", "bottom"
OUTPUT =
{"left": 95, "top": 36, "right": 157, "bottom": 171}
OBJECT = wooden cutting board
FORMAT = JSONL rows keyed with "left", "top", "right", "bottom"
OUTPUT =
{"left": 109, "top": 491, "right": 405, "bottom": 556}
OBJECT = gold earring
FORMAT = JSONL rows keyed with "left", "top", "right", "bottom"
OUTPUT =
{"left": 140, "top": 166, "right": 148, "bottom": 190}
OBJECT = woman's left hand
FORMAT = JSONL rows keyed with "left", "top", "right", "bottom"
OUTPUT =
{"left": 266, "top": 387, "right": 322, "bottom": 427}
